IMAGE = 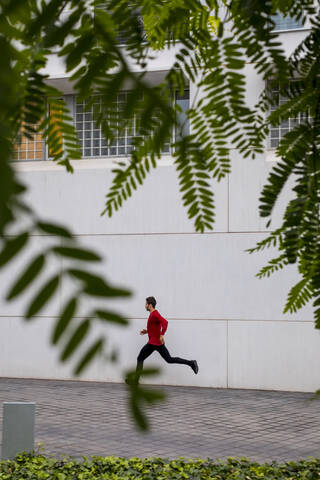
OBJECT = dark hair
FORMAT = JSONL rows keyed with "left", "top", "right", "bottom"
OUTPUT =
{"left": 146, "top": 296, "right": 157, "bottom": 308}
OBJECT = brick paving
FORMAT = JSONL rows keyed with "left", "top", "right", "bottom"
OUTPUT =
{"left": 0, "top": 378, "right": 319, "bottom": 462}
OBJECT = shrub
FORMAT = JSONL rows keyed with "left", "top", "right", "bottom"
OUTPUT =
{"left": 0, "top": 454, "right": 319, "bottom": 479}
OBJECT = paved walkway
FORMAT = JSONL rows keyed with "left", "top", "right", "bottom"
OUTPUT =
{"left": 0, "top": 378, "right": 319, "bottom": 462}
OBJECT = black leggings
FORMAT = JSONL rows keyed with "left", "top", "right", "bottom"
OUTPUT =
{"left": 136, "top": 343, "right": 192, "bottom": 376}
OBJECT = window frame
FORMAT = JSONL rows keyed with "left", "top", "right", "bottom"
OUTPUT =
{"left": 270, "top": 12, "right": 307, "bottom": 33}
{"left": 266, "top": 80, "right": 311, "bottom": 151}
{"left": 12, "top": 90, "right": 190, "bottom": 162}
{"left": 73, "top": 89, "right": 189, "bottom": 160}
{"left": 13, "top": 123, "right": 47, "bottom": 163}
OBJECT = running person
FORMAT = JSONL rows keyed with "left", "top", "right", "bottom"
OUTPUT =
{"left": 132, "top": 296, "right": 199, "bottom": 383}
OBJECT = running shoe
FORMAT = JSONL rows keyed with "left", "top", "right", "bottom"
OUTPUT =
{"left": 191, "top": 360, "right": 199, "bottom": 374}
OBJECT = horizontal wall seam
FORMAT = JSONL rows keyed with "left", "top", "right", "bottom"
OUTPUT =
{"left": 0, "top": 315, "right": 313, "bottom": 323}
{"left": 3, "top": 231, "right": 271, "bottom": 238}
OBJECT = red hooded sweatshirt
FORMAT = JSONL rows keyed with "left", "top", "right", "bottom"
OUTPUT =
{"left": 147, "top": 310, "right": 168, "bottom": 346}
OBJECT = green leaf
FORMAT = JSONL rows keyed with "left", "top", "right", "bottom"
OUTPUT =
{"left": 130, "top": 399, "right": 149, "bottom": 431}
{"left": 52, "top": 297, "right": 77, "bottom": 345}
{"left": 60, "top": 319, "right": 90, "bottom": 362}
{"left": 37, "top": 222, "right": 73, "bottom": 238}
{"left": 126, "top": 368, "right": 165, "bottom": 431}
{"left": 25, "top": 275, "right": 60, "bottom": 319}
{"left": 6, "top": 254, "right": 45, "bottom": 300}
{"left": 283, "top": 278, "right": 313, "bottom": 314}
{"left": 74, "top": 338, "right": 104, "bottom": 376}
{"left": 52, "top": 246, "right": 102, "bottom": 262}
{"left": 95, "top": 309, "right": 128, "bottom": 325}
{"left": 0, "top": 232, "right": 29, "bottom": 267}
{"left": 68, "top": 269, "right": 131, "bottom": 298}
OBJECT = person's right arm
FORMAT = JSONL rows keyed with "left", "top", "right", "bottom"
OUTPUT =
{"left": 140, "top": 328, "right": 147, "bottom": 335}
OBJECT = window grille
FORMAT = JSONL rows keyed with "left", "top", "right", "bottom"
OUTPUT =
{"left": 13, "top": 125, "right": 45, "bottom": 162}
{"left": 95, "top": 4, "right": 146, "bottom": 45}
{"left": 117, "top": 13, "right": 145, "bottom": 45}
{"left": 48, "top": 103, "right": 63, "bottom": 157}
{"left": 13, "top": 91, "right": 190, "bottom": 161}
{"left": 268, "top": 82, "right": 310, "bottom": 149}
{"left": 271, "top": 12, "right": 303, "bottom": 31}
{"left": 75, "top": 91, "right": 189, "bottom": 158}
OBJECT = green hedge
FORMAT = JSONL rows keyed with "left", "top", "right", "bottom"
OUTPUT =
{"left": 0, "top": 454, "right": 319, "bottom": 479}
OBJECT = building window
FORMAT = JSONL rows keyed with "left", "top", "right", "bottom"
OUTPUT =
{"left": 75, "top": 93, "right": 145, "bottom": 158}
{"left": 75, "top": 90, "right": 189, "bottom": 158}
{"left": 13, "top": 101, "right": 64, "bottom": 162}
{"left": 48, "top": 103, "right": 63, "bottom": 157}
{"left": 13, "top": 125, "right": 45, "bottom": 162}
{"left": 271, "top": 12, "right": 304, "bottom": 31}
{"left": 13, "top": 91, "right": 190, "bottom": 161}
{"left": 94, "top": 4, "right": 146, "bottom": 45}
{"left": 175, "top": 90, "right": 190, "bottom": 141}
{"left": 116, "top": 13, "right": 145, "bottom": 45}
{"left": 268, "top": 82, "right": 309, "bottom": 149}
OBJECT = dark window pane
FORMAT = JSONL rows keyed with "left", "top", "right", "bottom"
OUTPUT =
{"left": 175, "top": 90, "right": 190, "bottom": 140}
{"left": 271, "top": 12, "right": 303, "bottom": 31}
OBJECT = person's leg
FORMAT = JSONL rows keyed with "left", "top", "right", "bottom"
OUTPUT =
{"left": 156, "top": 344, "right": 196, "bottom": 370}
{"left": 136, "top": 343, "right": 156, "bottom": 378}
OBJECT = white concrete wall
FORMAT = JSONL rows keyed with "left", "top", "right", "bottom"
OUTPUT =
{"left": 1, "top": 27, "right": 319, "bottom": 392}
{"left": 0, "top": 156, "right": 319, "bottom": 392}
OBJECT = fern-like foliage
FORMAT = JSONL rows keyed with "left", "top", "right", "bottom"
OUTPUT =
{"left": 2, "top": 0, "right": 320, "bottom": 425}
{"left": 246, "top": 229, "right": 283, "bottom": 254}
{"left": 247, "top": 10, "right": 320, "bottom": 323}
{"left": 0, "top": 0, "right": 160, "bottom": 430}
{"left": 283, "top": 277, "right": 313, "bottom": 314}
{"left": 174, "top": 135, "right": 215, "bottom": 231}
{"left": 256, "top": 254, "right": 289, "bottom": 279}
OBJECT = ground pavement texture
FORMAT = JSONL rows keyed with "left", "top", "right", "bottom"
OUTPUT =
{"left": 0, "top": 378, "right": 319, "bottom": 462}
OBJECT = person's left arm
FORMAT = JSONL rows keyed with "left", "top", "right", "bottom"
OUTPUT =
{"left": 155, "top": 311, "right": 168, "bottom": 337}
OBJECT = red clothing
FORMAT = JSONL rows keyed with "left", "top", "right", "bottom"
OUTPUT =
{"left": 147, "top": 310, "right": 168, "bottom": 345}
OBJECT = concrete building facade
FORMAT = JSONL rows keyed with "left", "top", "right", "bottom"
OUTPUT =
{"left": 1, "top": 9, "right": 320, "bottom": 392}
